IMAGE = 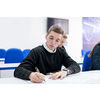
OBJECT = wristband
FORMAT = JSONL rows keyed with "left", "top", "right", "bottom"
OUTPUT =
{"left": 63, "top": 68, "right": 69, "bottom": 76}
{"left": 63, "top": 68, "right": 71, "bottom": 76}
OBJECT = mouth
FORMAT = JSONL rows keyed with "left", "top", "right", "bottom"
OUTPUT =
{"left": 50, "top": 45, "right": 54, "bottom": 48}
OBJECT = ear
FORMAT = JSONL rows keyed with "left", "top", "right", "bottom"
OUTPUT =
{"left": 45, "top": 34, "right": 47, "bottom": 40}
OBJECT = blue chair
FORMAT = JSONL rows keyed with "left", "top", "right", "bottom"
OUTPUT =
{"left": 0, "top": 49, "right": 6, "bottom": 58}
{"left": 82, "top": 50, "right": 91, "bottom": 72}
{"left": 5, "top": 48, "right": 24, "bottom": 63}
{"left": 81, "top": 49, "right": 88, "bottom": 57}
{"left": 23, "top": 49, "right": 30, "bottom": 58}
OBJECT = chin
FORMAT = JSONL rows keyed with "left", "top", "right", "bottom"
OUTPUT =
{"left": 50, "top": 48, "right": 55, "bottom": 51}
{"left": 51, "top": 48, "right": 54, "bottom": 51}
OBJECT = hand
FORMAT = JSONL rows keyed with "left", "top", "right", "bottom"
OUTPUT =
{"left": 49, "top": 71, "right": 67, "bottom": 80}
{"left": 28, "top": 72, "right": 45, "bottom": 83}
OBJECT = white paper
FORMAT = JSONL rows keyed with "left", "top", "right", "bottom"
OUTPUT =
{"left": 25, "top": 71, "right": 100, "bottom": 84}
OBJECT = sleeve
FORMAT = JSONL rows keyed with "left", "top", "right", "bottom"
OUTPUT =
{"left": 62, "top": 50, "right": 81, "bottom": 74}
{"left": 62, "top": 46, "right": 66, "bottom": 52}
{"left": 14, "top": 49, "right": 38, "bottom": 80}
{"left": 92, "top": 45, "right": 100, "bottom": 70}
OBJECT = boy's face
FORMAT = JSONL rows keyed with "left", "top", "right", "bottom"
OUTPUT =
{"left": 59, "top": 37, "right": 66, "bottom": 47}
{"left": 45, "top": 31, "right": 62, "bottom": 51}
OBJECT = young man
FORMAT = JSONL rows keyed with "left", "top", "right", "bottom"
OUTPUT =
{"left": 58, "top": 33, "right": 67, "bottom": 51}
{"left": 14, "top": 25, "right": 80, "bottom": 83}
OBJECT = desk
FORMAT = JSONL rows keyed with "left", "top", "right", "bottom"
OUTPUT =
{"left": 0, "top": 77, "right": 27, "bottom": 84}
{"left": 0, "top": 58, "right": 5, "bottom": 64}
{"left": 0, "top": 63, "right": 20, "bottom": 70}
{"left": 26, "top": 70, "right": 100, "bottom": 84}
{"left": 0, "top": 70, "right": 100, "bottom": 84}
{"left": 77, "top": 60, "right": 83, "bottom": 71}
{"left": 0, "top": 63, "right": 20, "bottom": 78}
{"left": 77, "top": 60, "right": 83, "bottom": 65}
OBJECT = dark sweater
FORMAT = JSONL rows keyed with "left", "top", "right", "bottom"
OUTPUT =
{"left": 62, "top": 46, "right": 66, "bottom": 51}
{"left": 14, "top": 45, "right": 80, "bottom": 80}
{"left": 89, "top": 45, "right": 100, "bottom": 70}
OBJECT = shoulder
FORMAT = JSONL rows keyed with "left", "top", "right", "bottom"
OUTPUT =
{"left": 93, "top": 45, "right": 100, "bottom": 54}
{"left": 27, "top": 45, "right": 44, "bottom": 58}
{"left": 32, "top": 45, "right": 44, "bottom": 51}
{"left": 57, "top": 47, "right": 68, "bottom": 54}
{"left": 57, "top": 47, "right": 64, "bottom": 51}
{"left": 57, "top": 46, "right": 66, "bottom": 51}
{"left": 62, "top": 46, "right": 66, "bottom": 51}
{"left": 30, "top": 45, "right": 44, "bottom": 54}
{"left": 94, "top": 45, "right": 100, "bottom": 51}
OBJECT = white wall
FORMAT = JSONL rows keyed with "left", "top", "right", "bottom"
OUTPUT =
{"left": 0, "top": 17, "right": 47, "bottom": 50}
{"left": 64, "top": 17, "right": 82, "bottom": 61}
{"left": 0, "top": 17, "right": 82, "bottom": 61}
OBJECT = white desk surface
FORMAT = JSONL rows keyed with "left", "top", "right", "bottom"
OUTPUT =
{"left": 0, "top": 58, "right": 5, "bottom": 60}
{"left": 1, "top": 70, "right": 100, "bottom": 84}
{"left": 0, "top": 77, "right": 27, "bottom": 84}
{"left": 26, "top": 70, "right": 100, "bottom": 84}
{"left": 0, "top": 58, "right": 5, "bottom": 64}
{"left": 0, "top": 63, "right": 20, "bottom": 68}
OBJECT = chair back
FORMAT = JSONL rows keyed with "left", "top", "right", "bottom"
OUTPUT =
{"left": 82, "top": 50, "right": 91, "bottom": 72}
{"left": 23, "top": 49, "right": 30, "bottom": 58}
{"left": 0, "top": 49, "right": 6, "bottom": 58}
{"left": 81, "top": 49, "right": 87, "bottom": 57}
{"left": 5, "top": 48, "right": 24, "bottom": 63}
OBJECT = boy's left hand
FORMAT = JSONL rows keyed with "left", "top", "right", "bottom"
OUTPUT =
{"left": 49, "top": 71, "right": 67, "bottom": 80}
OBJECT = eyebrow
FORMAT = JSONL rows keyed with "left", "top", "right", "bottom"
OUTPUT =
{"left": 57, "top": 38, "right": 61, "bottom": 41}
{"left": 49, "top": 35, "right": 53, "bottom": 38}
{"left": 49, "top": 35, "right": 61, "bottom": 41}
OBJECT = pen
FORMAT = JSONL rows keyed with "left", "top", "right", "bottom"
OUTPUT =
{"left": 35, "top": 67, "right": 46, "bottom": 82}
{"left": 35, "top": 67, "right": 40, "bottom": 73}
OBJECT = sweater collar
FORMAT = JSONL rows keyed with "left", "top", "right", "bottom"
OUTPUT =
{"left": 43, "top": 42, "right": 56, "bottom": 53}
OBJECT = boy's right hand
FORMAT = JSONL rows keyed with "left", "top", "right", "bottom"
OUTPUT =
{"left": 28, "top": 72, "right": 45, "bottom": 83}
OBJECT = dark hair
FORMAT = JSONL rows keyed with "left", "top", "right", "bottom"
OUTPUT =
{"left": 47, "top": 25, "right": 64, "bottom": 35}
{"left": 88, "top": 41, "right": 100, "bottom": 57}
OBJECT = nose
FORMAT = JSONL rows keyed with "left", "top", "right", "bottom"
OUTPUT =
{"left": 51, "top": 40, "right": 55, "bottom": 45}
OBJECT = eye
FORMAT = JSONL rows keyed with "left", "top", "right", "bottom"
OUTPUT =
{"left": 50, "top": 37, "right": 53, "bottom": 40}
{"left": 56, "top": 40, "right": 60, "bottom": 42}
{"left": 49, "top": 36, "right": 54, "bottom": 40}
{"left": 62, "top": 41, "right": 64, "bottom": 43}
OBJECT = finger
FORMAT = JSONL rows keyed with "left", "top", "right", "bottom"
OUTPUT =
{"left": 49, "top": 74, "right": 55, "bottom": 79}
{"left": 60, "top": 72, "right": 67, "bottom": 80}
{"left": 49, "top": 75, "right": 52, "bottom": 79}
{"left": 30, "top": 74, "right": 41, "bottom": 83}
{"left": 51, "top": 74, "right": 56, "bottom": 80}
{"left": 39, "top": 73, "right": 45, "bottom": 81}
{"left": 35, "top": 72, "right": 45, "bottom": 81}
{"left": 40, "top": 73, "right": 45, "bottom": 77}
{"left": 49, "top": 73, "right": 58, "bottom": 80}
{"left": 54, "top": 74, "right": 61, "bottom": 80}
{"left": 49, "top": 73, "right": 53, "bottom": 75}
{"left": 60, "top": 74, "right": 65, "bottom": 80}
{"left": 52, "top": 72, "right": 61, "bottom": 79}
{"left": 29, "top": 72, "right": 38, "bottom": 83}
{"left": 34, "top": 76, "right": 44, "bottom": 83}
{"left": 29, "top": 72, "right": 44, "bottom": 83}
{"left": 49, "top": 73, "right": 53, "bottom": 79}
